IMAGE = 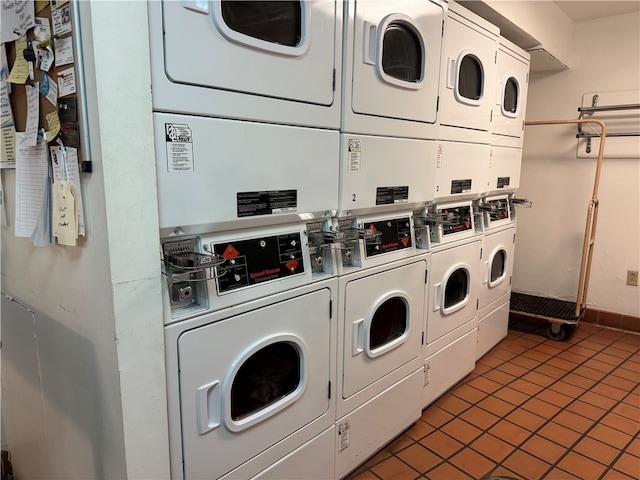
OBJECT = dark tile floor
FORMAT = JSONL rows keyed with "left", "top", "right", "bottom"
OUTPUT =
{"left": 346, "top": 321, "right": 640, "bottom": 480}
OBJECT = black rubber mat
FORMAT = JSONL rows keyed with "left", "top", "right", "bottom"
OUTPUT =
{"left": 510, "top": 292, "right": 580, "bottom": 321}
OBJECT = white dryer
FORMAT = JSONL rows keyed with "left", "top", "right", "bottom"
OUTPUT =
{"left": 477, "top": 224, "right": 516, "bottom": 360}
{"left": 492, "top": 37, "right": 530, "bottom": 148}
{"left": 154, "top": 115, "right": 339, "bottom": 237}
{"left": 162, "top": 222, "right": 339, "bottom": 479}
{"left": 341, "top": 0, "right": 445, "bottom": 139}
{"left": 338, "top": 134, "right": 437, "bottom": 217}
{"left": 148, "top": 0, "right": 342, "bottom": 129}
{"left": 433, "top": 141, "right": 491, "bottom": 203}
{"left": 335, "top": 254, "right": 428, "bottom": 478}
{"left": 438, "top": 1, "right": 499, "bottom": 144}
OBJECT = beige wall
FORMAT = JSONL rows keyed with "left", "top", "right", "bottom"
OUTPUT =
{"left": 514, "top": 12, "right": 640, "bottom": 316}
{"left": 0, "top": 2, "right": 169, "bottom": 478}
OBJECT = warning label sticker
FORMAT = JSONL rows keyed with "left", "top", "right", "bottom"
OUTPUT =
{"left": 497, "top": 177, "right": 510, "bottom": 189}
{"left": 338, "top": 420, "right": 350, "bottom": 453}
{"left": 376, "top": 186, "right": 409, "bottom": 205}
{"left": 451, "top": 179, "right": 472, "bottom": 194}
{"left": 237, "top": 190, "right": 298, "bottom": 218}
{"left": 165, "top": 123, "right": 194, "bottom": 173}
{"left": 347, "top": 138, "right": 361, "bottom": 172}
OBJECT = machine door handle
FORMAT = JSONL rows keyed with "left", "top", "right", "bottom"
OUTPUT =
{"left": 433, "top": 283, "right": 442, "bottom": 310}
{"left": 363, "top": 21, "right": 377, "bottom": 65}
{"left": 352, "top": 318, "right": 365, "bottom": 355}
{"left": 446, "top": 57, "right": 456, "bottom": 89}
{"left": 196, "top": 380, "right": 220, "bottom": 435}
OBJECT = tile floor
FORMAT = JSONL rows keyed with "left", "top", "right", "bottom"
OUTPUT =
{"left": 346, "top": 321, "right": 640, "bottom": 480}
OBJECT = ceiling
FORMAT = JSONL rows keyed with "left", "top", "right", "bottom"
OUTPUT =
{"left": 554, "top": 1, "right": 640, "bottom": 23}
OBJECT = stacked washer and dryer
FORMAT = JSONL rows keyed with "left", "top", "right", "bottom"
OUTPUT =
{"left": 147, "top": 1, "right": 530, "bottom": 479}
{"left": 148, "top": 2, "right": 343, "bottom": 479}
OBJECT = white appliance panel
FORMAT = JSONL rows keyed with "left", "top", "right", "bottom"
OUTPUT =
{"left": 154, "top": 114, "right": 339, "bottom": 235}
{"left": 479, "top": 226, "right": 515, "bottom": 311}
{"left": 488, "top": 146, "right": 522, "bottom": 195}
{"left": 492, "top": 38, "right": 530, "bottom": 146}
{"left": 349, "top": 1, "right": 444, "bottom": 124}
{"left": 423, "top": 328, "right": 476, "bottom": 408}
{"left": 438, "top": 5, "right": 498, "bottom": 142}
{"left": 176, "top": 288, "right": 332, "bottom": 479}
{"left": 477, "top": 301, "right": 510, "bottom": 361}
{"left": 342, "top": 260, "right": 426, "bottom": 398}
{"left": 339, "top": 135, "right": 437, "bottom": 215}
{"left": 335, "top": 368, "right": 423, "bottom": 479}
{"left": 427, "top": 240, "right": 481, "bottom": 343}
{"left": 434, "top": 142, "right": 490, "bottom": 202}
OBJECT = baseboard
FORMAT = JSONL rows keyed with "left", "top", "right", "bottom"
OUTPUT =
{"left": 583, "top": 307, "right": 640, "bottom": 333}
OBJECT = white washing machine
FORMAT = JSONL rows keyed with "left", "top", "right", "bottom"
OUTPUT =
{"left": 341, "top": 0, "right": 445, "bottom": 139}
{"left": 338, "top": 134, "right": 437, "bottom": 217}
{"left": 486, "top": 146, "right": 523, "bottom": 196}
{"left": 163, "top": 223, "right": 338, "bottom": 479}
{"left": 148, "top": 0, "right": 342, "bottom": 129}
{"left": 477, "top": 224, "right": 516, "bottom": 360}
{"left": 438, "top": 1, "right": 499, "bottom": 144}
{"left": 334, "top": 253, "right": 428, "bottom": 479}
{"left": 153, "top": 114, "right": 339, "bottom": 237}
{"left": 420, "top": 200, "right": 482, "bottom": 408}
{"left": 433, "top": 141, "right": 491, "bottom": 203}
{"left": 492, "top": 37, "right": 530, "bottom": 148}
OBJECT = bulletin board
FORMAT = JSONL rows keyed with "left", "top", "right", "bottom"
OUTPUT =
{"left": 1, "top": 0, "right": 87, "bottom": 247}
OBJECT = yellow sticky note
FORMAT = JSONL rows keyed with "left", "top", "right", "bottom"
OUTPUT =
{"left": 35, "top": 0, "right": 49, "bottom": 13}
{"left": 45, "top": 110, "right": 61, "bottom": 142}
{"left": 53, "top": 181, "right": 78, "bottom": 246}
{"left": 7, "top": 37, "right": 30, "bottom": 84}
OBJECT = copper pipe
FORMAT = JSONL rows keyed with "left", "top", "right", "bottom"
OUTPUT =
{"left": 524, "top": 119, "right": 607, "bottom": 319}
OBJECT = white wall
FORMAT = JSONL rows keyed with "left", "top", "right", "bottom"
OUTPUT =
{"left": 0, "top": 2, "right": 169, "bottom": 478}
{"left": 514, "top": 12, "right": 640, "bottom": 316}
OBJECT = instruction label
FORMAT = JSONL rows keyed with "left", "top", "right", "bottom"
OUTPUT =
{"left": 497, "top": 177, "right": 510, "bottom": 189}
{"left": 338, "top": 420, "right": 351, "bottom": 453}
{"left": 451, "top": 179, "right": 472, "bottom": 194}
{"left": 237, "top": 190, "right": 297, "bottom": 217}
{"left": 347, "top": 138, "right": 361, "bottom": 172}
{"left": 375, "top": 186, "right": 409, "bottom": 205}
{"left": 165, "top": 123, "right": 194, "bottom": 172}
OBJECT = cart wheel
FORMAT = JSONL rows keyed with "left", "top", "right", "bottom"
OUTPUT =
{"left": 546, "top": 324, "right": 566, "bottom": 341}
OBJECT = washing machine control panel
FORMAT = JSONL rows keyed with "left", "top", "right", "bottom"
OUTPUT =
{"left": 362, "top": 217, "right": 412, "bottom": 258}
{"left": 213, "top": 233, "right": 304, "bottom": 293}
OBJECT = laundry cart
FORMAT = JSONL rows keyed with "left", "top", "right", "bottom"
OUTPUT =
{"left": 511, "top": 117, "right": 609, "bottom": 340}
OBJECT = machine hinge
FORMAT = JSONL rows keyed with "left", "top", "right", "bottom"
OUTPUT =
{"left": 329, "top": 300, "right": 333, "bottom": 319}
{"left": 332, "top": 69, "right": 336, "bottom": 91}
{"left": 422, "top": 331, "right": 425, "bottom": 345}
{"left": 425, "top": 270, "right": 429, "bottom": 284}
{"left": 328, "top": 381, "right": 331, "bottom": 399}
{"left": 441, "top": 20, "right": 445, "bottom": 37}
{"left": 436, "top": 95, "right": 440, "bottom": 113}
{"left": 526, "top": 72, "right": 529, "bottom": 83}
{"left": 480, "top": 247, "right": 483, "bottom": 259}
{"left": 476, "top": 299, "right": 479, "bottom": 309}
{"left": 513, "top": 233, "right": 516, "bottom": 243}
{"left": 510, "top": 276, "right": 512, "bottom": 285}
{"left": 495, "top": 51, "right": 497, "bottom": 63}
{"left": 490, "top": 110, "right": 493, "bottom": 122}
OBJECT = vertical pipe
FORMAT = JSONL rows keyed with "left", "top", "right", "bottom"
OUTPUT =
{"left": 72, "top": 0, "right": 92, "bottom": 172}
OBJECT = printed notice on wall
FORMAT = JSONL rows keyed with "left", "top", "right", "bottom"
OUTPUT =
{"left": 165, "top": 123, "right": 194, "bottom": 172}
{"left": 347, "top": 138, "right": 361, "bottom": 172}
{"left": 0, "top": 0, "right": 35, "bottom": 44}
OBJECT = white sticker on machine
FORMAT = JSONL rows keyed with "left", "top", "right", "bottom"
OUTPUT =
{"left": 338, "top": 420, "right": 351, "bottom": 453}
{"left": 165, "top": 123, "right": 194, "bottom": 173}
{"left": 347, "top": 138, "right": 361, "bottom": 172}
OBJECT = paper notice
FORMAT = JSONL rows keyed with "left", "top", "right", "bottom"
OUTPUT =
{"left": 52, "top": 180, "right": 77, "bottom": 246}
{"left": 45, "top": 110, "right": 60, "bottom": 142}
{"left": 50, "top": 145, "right": 84, "bottom": 235}
{"left": 7, "top": 36, "right": 30, "bottom": 84}
{"left": 33, "top": 16, "right": 51, "bottom": 41}
{"left": 21, "top": 82, "right": 40, "bottom": 147}
{"left": 54, "top": 36, "right": 74, "bottom": 67}
{"left": 1, "top": 46, "right": 16, "bottom": 164}
{"left": 0, "top": 1, "right": 35, "bottom": 44}
{"left": 39, "top": 72, "right": 58, "bottom": 105}
{"left": 15, "top": 133, "right": 48, "bottom": 237}
{"left": 57, "top": 66, "right": 75, "bottom": 97}
{"left": 51, "top": 3, "right": 72, "bottom": 36}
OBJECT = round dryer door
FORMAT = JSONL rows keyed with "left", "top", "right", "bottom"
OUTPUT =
{"left": 502, "top": 76, "right": 520, "bottom": 117}
{"left": 489, "top": 248, "right": 507, "bottom": 287}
